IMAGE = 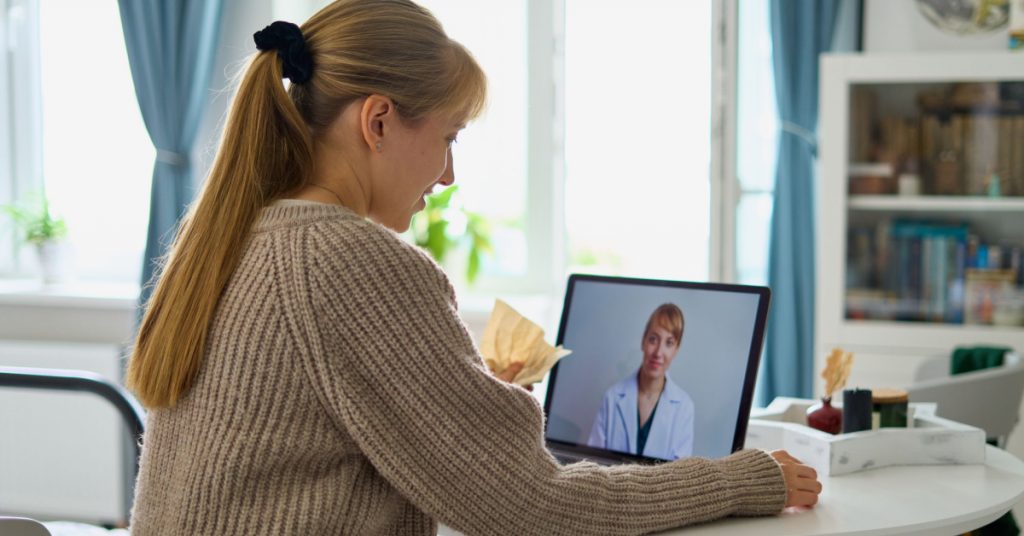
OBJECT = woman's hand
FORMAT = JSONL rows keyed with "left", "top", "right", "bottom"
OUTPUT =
{"left": 770, "top": 450, "right": 822, "bottom": 508}
{"left": 494, "top": 362, "right": 533, "bottom": 391}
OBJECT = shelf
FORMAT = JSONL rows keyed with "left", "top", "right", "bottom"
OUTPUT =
{"left": 843, "top": 318, "right": 1024, "bottom": 332}
{"left": 823, "top": 319, "right": 1024, "bottom": 355}
{"left": 848, "top": 195, "right": 1024, "bottom": 213}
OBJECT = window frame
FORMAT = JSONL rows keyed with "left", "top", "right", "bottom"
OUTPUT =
{"left": 2, "top": 0, "right": 45, "bottom": 277}
{"left": 711, "top": 0, "right": 739, "bottom": 284}
{"left": 521, "top": 0, "right": 565, "bottom": 294}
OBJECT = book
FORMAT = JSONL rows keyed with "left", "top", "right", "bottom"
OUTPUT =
{"left": 864, "top": 220, "right": 971, "bottom": 322}
{"left": 969, "top": 113, "right": 1000, "bottom": 195}
{"left": 850, "top": 87, "right": 877, "bottom": 163}
{"left": 1013, "top": 115, "right": 1024, "bottom": 197}
{"left": 948, "top": 238, "right": 967, "bottom": 324}
{"left": 998, "top": 115, "right": 1014, "bottom": 195}
{"left": 920, "top": 115, "right": 940, "bottom": 194}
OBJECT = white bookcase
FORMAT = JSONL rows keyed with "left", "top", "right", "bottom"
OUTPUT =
{"left": 816, "top": 52, "right": 1024, "bottom": 394}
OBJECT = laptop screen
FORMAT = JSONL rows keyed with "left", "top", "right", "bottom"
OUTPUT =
{"left": 543, "top": 274, "right": 771, "bottom": 462}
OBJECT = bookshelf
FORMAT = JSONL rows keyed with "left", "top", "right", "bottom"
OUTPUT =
{"left": 816, "top": 53, "right": 1024, "bottom": 394}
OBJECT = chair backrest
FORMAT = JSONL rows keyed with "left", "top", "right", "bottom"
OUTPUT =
{"left": 0, "top": 366, "right": 146, "bottom": 526}
{"left": 0, "top": 366, "right": 145, "bottom": 441}
{"left": 907, "top": 352, "right": 1024, "bottom": 443}
{"left": 0, "top": 517, "right": 51, "bottom": 536}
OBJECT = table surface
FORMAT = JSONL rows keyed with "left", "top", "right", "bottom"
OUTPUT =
{"left": 662, "top": 445, "right": 1024, "bottom": 536}
{"left": 438, "top": 446, "right": 1024, "bottom": 536}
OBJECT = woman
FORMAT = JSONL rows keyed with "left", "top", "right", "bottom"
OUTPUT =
{"left": 127, "top": 1, "right": 821, "bottom": 534}
{"left": 588, "top": 303, "right": 694, "bottom": 460}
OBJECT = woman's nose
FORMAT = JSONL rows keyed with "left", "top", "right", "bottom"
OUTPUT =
{"left": 439, "top": 147, "right": 455, "bottom": 186}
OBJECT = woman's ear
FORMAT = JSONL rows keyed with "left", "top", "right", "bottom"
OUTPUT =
{"left": 359, "top": 94, "right": 396, "bottom": 152}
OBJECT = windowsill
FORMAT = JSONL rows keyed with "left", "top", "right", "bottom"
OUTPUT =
{"left": 0, "top": 279, "right": 139, "bottom": 311}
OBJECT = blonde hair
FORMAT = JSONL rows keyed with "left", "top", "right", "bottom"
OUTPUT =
{"left": 642, "top": 303, "right": 685, "bottom": 346}
{"left": 127, "top": 0, "right": 487, "bottom": 408}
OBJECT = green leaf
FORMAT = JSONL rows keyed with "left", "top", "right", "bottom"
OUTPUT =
{"left": 466, "top": 247, "right": 481, "bottom": 284}
{"left": 409, "top": 185, "right": 497, "bottom": 284}
{"left": 425, "top": 220, "right": 450, "bottom": 261}
{"left": 430, "top": 185, "right": 458, "bottom": 208}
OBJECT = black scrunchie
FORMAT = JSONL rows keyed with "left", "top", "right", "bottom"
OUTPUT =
{"left": 253, "top": 21, "right": 313, "bottom": 85}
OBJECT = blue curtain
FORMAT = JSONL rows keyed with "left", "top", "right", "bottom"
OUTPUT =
{"left": 118, "top": 1, "right": 224, "bottom": 305}
{"left": 759, "top": 0, "right": 842, "bottom": 404}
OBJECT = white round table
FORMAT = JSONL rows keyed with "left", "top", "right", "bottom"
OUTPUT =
{"left": 665, "top": 445, "right": 1024, "bottom": 536}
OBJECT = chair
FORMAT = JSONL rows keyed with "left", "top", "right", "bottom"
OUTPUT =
{"left": 0, "top": 366, "right": 146, "bottom": 532}
{"left": 0, "top": 518, "right": 132, "bottom": 536}
{"left": 907, "top": 352, "right": 1024, "bottom": 447}
{"left": 0, "top": 517, "right": 51, "bottom": 536}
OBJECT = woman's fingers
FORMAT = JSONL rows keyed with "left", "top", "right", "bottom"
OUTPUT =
{"left": 794, "top": 464, "right": 818, "bottom": 483}
{"left": 770, "top": 450, "right": 802, "bottom": 465}
{"left": 496, "top": 361, "right": 524, "bottom": 383}
{"left": 782, "top": 467, "right": 821, "bottom": 506}
{"left": 788, "top": 489, "right": 820, "bottom": 507}
{"left": 772, "top": 450, "right": 823, "bottom": 508}
{"left": 791, "top": 472, "right": 823, "bottom": 493}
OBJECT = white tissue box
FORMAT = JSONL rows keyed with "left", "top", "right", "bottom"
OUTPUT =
{"left": 744, "top": 397, "right": 986, "bottom": 476}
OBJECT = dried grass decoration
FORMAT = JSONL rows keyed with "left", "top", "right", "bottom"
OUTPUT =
{"left": 480, "top": 299, "right": 572, "bottom": 387}
{"left": 821, "top": 348, "right": 855, "bottom": 398}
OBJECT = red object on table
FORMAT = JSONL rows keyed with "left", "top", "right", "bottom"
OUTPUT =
{"left": 807, "top": 396, "right": 842, "bottom": 434}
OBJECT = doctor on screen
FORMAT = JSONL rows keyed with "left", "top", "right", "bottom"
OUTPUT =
{"left": 587, "top": 303, "right": 694, "bottom": 460}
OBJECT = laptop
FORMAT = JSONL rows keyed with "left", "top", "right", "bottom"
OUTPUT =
{"left": 543, "top": 274, "right": 771, "bottom": 465}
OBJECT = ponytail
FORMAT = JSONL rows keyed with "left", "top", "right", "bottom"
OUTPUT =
{"left": 127, "top": 52, "right": 313, "bottom": 408}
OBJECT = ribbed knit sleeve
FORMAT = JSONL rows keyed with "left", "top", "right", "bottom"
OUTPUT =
{"left": 291, "top": 216, "right": 786, "bottom": 535}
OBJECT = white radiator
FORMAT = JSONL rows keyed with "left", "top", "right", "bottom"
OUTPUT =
{"left": 0, "top": 340, "right": 128, "bottom": 525}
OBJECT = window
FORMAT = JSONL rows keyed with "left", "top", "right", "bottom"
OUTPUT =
{"left": 2, "top": 0, "right": 151, "bottom": 284}
{"left": 564, "top": 0, "right": 712, "bottom": 282}
{"left": 36, "top": 0, "right": 152, "bottom": 284}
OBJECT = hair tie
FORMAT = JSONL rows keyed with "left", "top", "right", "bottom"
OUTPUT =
{"left": 253, "top": 21, "right": 313, "bottom": 85}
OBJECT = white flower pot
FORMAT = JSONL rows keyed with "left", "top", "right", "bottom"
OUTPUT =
{"left": 34, "top": 241, "right": 65, "bottom": 285}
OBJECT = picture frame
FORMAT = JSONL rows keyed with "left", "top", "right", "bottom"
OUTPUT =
{"left": 863, "top": 0, "right": 1012, "bottom": 53}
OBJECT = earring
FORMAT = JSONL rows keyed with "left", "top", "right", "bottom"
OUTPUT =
{"left": 375, "top": 142, "right": 382, "bottom": 152}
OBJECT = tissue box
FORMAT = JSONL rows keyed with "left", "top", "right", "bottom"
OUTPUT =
{"left": 745, "top": 397, "right": 986, "bottom": 476}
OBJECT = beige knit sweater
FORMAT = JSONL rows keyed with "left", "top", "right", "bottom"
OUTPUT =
{"left": 129, "top": 202, "right": 786, "bottom": 536}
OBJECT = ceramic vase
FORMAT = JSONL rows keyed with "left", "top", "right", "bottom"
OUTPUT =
{"left": 34, "top": 241, "right": 63, "bottom": 285}
{"left": 806, "top": 396, "right": 842, "bottom": 435}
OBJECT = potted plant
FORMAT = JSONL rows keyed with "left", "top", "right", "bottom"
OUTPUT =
{"left": 2, "top": 195, "right": 68, "bottom": 284}
{"left": 409, "top": 185, "right": 492, "bottom": 285}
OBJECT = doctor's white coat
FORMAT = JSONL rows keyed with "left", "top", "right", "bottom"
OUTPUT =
{"left": 586, "top": 373, "right": 694, "bottom": 460}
